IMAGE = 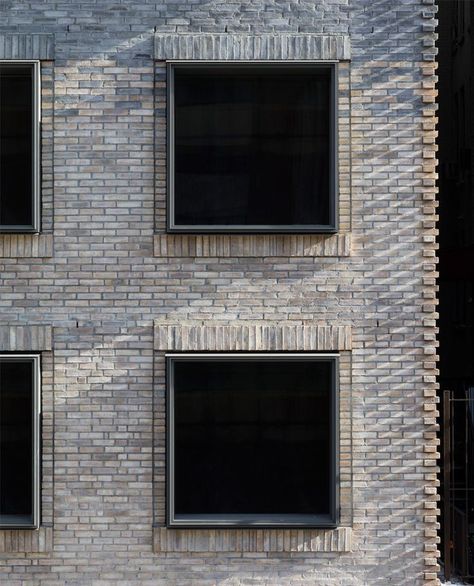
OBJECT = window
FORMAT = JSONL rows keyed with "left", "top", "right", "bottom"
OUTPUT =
{"left": 168, "top": 64, "right": 336, "bottom": 233}
{"left": 167, "top": 354, "right": 338, "bottom": 527}
{"left": 0, "top": 62, "right": 40, "bottom": 232}
{"left": 0, "top": 355, "right": 40, "bottom": 528}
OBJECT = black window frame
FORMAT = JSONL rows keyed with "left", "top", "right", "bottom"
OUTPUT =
{"left": 0, "top": 61, "right": 41, "bottom": 233}
{"left": 0, "top": 353, "right": 40, "bottom": 529}
{"left": 167, "top": 62, "right": 338, "bottom": 234}
{"left": 166, "top": 352, "right": 339, "bottom": 528}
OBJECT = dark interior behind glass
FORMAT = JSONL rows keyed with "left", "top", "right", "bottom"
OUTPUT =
{"left": 172, "top": 358, "right": 334, "bottom": 523}
{"left": 0, "top": 359, "right": 34, "bottom": 525}
{"left": 172, "top": 66, "right": 333, "bottom": 230}
{"left": 0, "top": 64, "right": 34, "bottom": 228}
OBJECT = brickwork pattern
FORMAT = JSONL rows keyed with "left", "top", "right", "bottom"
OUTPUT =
{"left": 154, "top": 232, "right": 352, "bottom": 258}
{"left": 0, "top": 527, "right": 53, "bottom": 554}
{"left": 0, "top": 325, "right": 52, "bottom": 351}
{"left": 153, "top": 526, "right": 353, "bottom": 553}
{"left": 0, "top": 0, "right": 439, "bottom": 584}
{"left": 0, "top": 34, "right": 54, "bottom": 60}
{"left": 154, "top": 321, "right": 352, "bottom": 351}
{"left": 154, "top": 32, "right": 351, "bottom": 61}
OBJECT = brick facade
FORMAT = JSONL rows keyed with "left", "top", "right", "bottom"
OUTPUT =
{"left": 0, "top": 0, "right": 439, "bottom": 584}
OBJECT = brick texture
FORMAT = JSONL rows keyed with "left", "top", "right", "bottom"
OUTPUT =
{"left": 0, "top": 34, "right": 54, "bottom": 59}
{"left": 153, "top": 526, "right": 353, "bottom": 553}
{"left": 0, "top": 0, "right": 439, "bottom": 584}
{"left": 154, "top": 33, "right": 351, "bottom": 61}
{"left": 154, "top": 321, "right": 352, "bottom": 351}
{"left": 0, "top": 527, "right": 53, "bottom": 554}
{"left": 0, "top": 234, "right": 54, "bottom": 258}
{"left": 154, "top": 233, "right": 352, "bottom": 258}
{"left": 0, "top": 325, "right": 52, "bottom": 351}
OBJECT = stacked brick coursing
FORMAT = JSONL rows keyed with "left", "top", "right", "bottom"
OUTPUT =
{"left": 0, "top": 0, "right": 439, "bottom": 584}
{"left": 350, "top": 0, "right": 440, "bottom": 582}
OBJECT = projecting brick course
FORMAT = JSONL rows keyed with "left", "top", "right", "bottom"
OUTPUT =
{"left": 0, "top": 0, "right": 439, "bottom": 584}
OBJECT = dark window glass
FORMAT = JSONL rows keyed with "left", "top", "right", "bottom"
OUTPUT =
{"left": 0, "top": 64, "right": 35, "bottom": 229}
{"left": 170, "top": 357, "right": 336, "bottom": 526}
{"left": 0, "top": 359, "right": 34, "bottom": 526}
{"left": 172, "top": 66, "right": 334, "bottom": 231}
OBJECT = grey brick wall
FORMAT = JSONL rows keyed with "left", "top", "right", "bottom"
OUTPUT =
{"left": 0, "top": 0, "right": 439, "bottom": 584}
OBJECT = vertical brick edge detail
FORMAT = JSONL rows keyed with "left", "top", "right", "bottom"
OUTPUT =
{"left": 153, "top": 233, "right": 352, "bottom": 258}
{"left": 154, "top": 33, "right": 351, "bottom": 61}
{"left": 0, "top": 234, "right": 54, "bottom": 258}
{"left": 154, "top": 322, "right": 352, "bottom": 351}
{"left": 0, "top": 527, "right": 53, "bottom": 554}
{"left": 0, "top": 34, "right": 55, "bottom": 60}
{"left": 153, "top": 526, "right": 353, "bottom": 553}
{"left": 421, "top": 0, "right": 440, "bottom": 583}
{"left": 0, "top": 325, "right": 53, "bottom": 351}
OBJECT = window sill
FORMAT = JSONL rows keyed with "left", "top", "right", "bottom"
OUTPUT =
{"left": 0, "top": 233, "right": 53, "bottom": 257}
{"left": 153, "top": 526, "right": 352, "bottom": 553}
{"left": 0, "top": 526, "right": 53, "bottom": 553}
{"left": 154, "top": 232, "right": 351, "bottom": 258}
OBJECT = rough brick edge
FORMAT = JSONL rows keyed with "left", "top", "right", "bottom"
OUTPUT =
{"left": 154, "top": 33, "right": 350, "bottom": 61}
{"left": 0, "top": 526, "right": 53, "bottom": 554}
{"left": 0, "top": 325, "right": 53, "bottom": 351}
{"left": 154, "top": 233, "right": 351, "bottom": 258}
{"left": 40, "top": 61, "right": 55, "bottom": 234}
{"left": 154, "top": 323, "right": 352, "bottom": 352}
{"left": 0, "top": 234, "right": 53, "bottom": 258}
{"left": 153, "top": 526, "right": 352, "bottom": 553}
{"left": 0, "top": 34, "right": 54, "bottom": 60}
{"left": 39, "top": 351, "right": 54, "bottom": 528}
{"left": 420, "top": 0, "right": 440, "bottom": 583}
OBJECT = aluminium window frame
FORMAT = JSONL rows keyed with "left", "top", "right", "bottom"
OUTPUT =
{"left": 167, "top": 61, "right": 338, "bottom": 234}
{"left": 0, "top": 353, "right": 41, "bottom": 529}
{"left": 166, "top": 352, "right": 339, "bottom": 529}
{"left": 0, "top": 60, "right": 41, "bottom": 233}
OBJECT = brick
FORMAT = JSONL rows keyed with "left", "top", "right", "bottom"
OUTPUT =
{"left": 0, "top": 0, "right": 439, "bottom": 584}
